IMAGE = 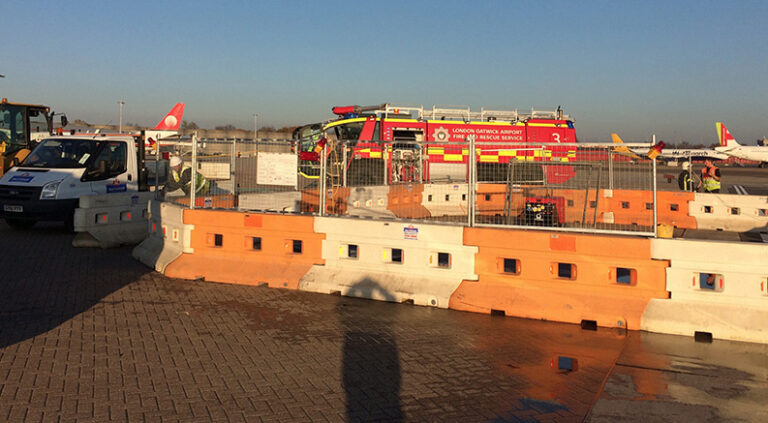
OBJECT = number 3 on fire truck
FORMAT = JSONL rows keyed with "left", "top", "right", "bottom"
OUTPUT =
{"left": 552, "top": 133, "right": 561, "bottom": 142}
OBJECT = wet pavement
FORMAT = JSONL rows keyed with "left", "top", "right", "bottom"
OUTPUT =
{"left": 1, "top": 222, "right": 766, "bottom": 422}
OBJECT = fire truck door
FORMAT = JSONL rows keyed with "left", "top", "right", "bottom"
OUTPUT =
{"left": 358, "top": 116, "right": 377, "bottom": 141}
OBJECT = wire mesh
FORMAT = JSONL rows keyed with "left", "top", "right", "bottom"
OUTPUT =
{"left": 318, "top": 139, "right": 470, "bottom": 223}
{"left": 163, "top": 137, "right": 657, "bottom": 236}
{"left": 474, "top": 143, "right": 655, "bottom": 234}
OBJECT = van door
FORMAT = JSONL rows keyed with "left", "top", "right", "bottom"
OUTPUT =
{"left": 84, "top": 141, "right": 135, "bottom": 194}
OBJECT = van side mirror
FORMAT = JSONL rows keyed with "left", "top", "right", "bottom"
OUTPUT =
{"left": 12, "top": 157, "right": 20, "bottom": 167}
{"left": 61, "top": 115, "right": 68, "bottom": 127}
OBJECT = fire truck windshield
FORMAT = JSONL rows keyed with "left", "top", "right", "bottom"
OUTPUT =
{"left": 294, "top": 123, "right": 323, "bottom": 142}
{"left": 332, "top": 122, "right": 364, "bottom": 141}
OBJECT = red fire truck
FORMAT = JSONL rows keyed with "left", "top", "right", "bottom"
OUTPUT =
{"left": 293, "top": 103, "right": 578, "bottom": 184}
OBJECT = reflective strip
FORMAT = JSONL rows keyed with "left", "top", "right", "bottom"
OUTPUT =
{"left": 443, "top": 154, "right": 464, "bottom": 162}
{"left": 325, "top": 117, "right": 367, "bottom": 128}
{"left": 428, "top": 147, "right": 444, "bottom": 155}
{"left": 479, "top": 155, "right": 499, "bottom": 163}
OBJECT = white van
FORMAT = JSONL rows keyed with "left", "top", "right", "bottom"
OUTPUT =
{"left": 0, "top": 135, "right": 141, "bottom": 228}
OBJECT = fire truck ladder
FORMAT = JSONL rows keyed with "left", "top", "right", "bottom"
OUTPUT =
{"left": 367, "top": 104, "right": 571, "bottom": 123}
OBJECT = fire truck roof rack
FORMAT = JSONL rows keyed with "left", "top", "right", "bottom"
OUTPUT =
{"left": 371, "top": 103, "right": 571, "bottom": 122}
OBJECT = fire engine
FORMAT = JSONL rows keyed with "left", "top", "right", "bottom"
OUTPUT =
{"left": 293, "top": 103, "right": 578, "bottom": 185}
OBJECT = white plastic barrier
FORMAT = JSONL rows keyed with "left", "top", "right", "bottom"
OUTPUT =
{"left": 642, "top": 238, "right": 768, "bottom": 344}
{"left": 73, "top": 191, "right": 157, "bottom": 248}
{"left": 346, "top": 186, "right": 394, "bottom": 218}
{"left": 132, "top": 201, "right": 194, "bottom": 272}
{"left": 299, "top": 217, "right": 478, "bottom": 308}
{"left": 238, "top": 192, "right": 301, "bottom": 212}
{"left": 421, "top": 183, "right": 468, "bottom": 217}
{"left": 689, "top": 193, "right": 768, "bottom": 232}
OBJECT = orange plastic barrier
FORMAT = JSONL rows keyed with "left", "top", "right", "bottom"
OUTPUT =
{"left": 474, "top": 185, "right": 696, "bottom": 229}
{"left": 172, "top": 194, "right": 237, "bottom": 209}
{"left": 164, "top": 210, "right": 324, "bottom": 289}
{"left": 387, "top": 184, "right": 430, "bottom": 219}
{"left": 299, "top": 187, "right": 350, "bottom": 215}
{"left": 450, "top": 227, "right": 669, "bottom": 330}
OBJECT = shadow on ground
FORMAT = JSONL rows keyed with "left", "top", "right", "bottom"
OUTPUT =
{"left": 339, "top": 278, "right": 404, "bottom": 422}
{"left": 0, "top": 222, "right": 149, "bottom": 348}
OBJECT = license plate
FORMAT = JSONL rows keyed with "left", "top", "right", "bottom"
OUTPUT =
{"left": 3, "top": 205, "right": 23, "bottom": 213}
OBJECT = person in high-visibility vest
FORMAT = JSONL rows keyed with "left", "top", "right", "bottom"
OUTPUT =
{"left": 697, "top": 159, "right": 721, "bottom": 193}
{"left": 166, "top": 155, "right": 210, "bottom": 195}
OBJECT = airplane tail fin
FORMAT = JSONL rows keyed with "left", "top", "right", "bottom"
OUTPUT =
{"left": 611, "top": 133, "right": 641, "bottom": 159}
{"left": 716, "top": 122, "right": 740, "bottom": 147}
{"left": 153, "top": 103, "right": 185, "bottom": 130}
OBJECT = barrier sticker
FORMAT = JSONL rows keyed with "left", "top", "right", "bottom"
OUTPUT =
{"left": 404, "top": 225, "right": 418, "bottom": 240}
{"left": 107, "top": 183, "right": 127, "bottom": 193}
{"left": 9, "top": 173, "right": 33, "bottom": 183}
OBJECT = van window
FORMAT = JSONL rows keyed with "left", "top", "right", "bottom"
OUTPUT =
{"left": 23, "top": 138, "right": 102, "bottom": 168}
{"left": 88, "top": 141, "right": 127, "bottom": 178}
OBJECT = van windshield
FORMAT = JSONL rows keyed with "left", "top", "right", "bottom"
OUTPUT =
{"left": 22, "top": 138, "right": 103, "bottom": 168}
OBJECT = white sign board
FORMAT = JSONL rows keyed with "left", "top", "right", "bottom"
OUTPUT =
{"left": 257, "top": 152, "right": 298, "bottom": 187}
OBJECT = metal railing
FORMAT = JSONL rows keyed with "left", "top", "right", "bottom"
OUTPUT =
{"left": 162, "top": 136, "right": 657, "bottom": 236}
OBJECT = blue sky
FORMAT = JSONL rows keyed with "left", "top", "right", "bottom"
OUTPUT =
{"left": 3, "top": 0, "right": 767, "bottom": 144}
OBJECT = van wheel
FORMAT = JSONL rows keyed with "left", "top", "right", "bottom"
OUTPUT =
{"left": 5, "top": 218, "right": 36, "bottom": 229}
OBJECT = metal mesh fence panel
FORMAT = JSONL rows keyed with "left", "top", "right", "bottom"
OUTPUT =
{"left": 160, "top": 137, "right": 657, "bottom": 236}
{"left": 474, "top": 143, "right": 656, "bottom": 234}
{"left": 163, "top": 136, "right": 301, "bottom": 211}
{"left": 319, "top": 139, "right": 470, "bottom": 223}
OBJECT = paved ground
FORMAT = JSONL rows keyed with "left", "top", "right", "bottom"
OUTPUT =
{"left": 1, "top": 222, "right": 766, "bottom": 422}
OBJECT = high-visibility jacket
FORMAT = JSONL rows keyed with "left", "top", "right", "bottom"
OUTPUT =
{"left": 701, "top": 166, "right": 721, "bottom": 192}
{"left": 172, "top": 164, "right": 210, "bottom": 195}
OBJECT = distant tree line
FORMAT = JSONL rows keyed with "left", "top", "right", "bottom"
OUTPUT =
{"left": 181, "top": 120, "right": 295, "bottom": 133}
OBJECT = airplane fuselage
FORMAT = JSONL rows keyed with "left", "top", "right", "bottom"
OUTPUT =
{"left": 715, "top": 146, "right": 768, "bottom": 163}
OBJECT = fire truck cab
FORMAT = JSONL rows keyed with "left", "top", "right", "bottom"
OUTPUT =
{"left": 294, "top": 103, "right": 577, "bottom": 185}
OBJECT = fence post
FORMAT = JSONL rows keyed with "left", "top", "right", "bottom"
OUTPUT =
{"left": 608, "top": 150, "right": 614, "bottom": 191}
{"left": 652, "top": 135, "right": 658, "bottom": 237}
{"left": 468, "top": 135, "right": 476, "bottom": 227}
{"left": 319, "top": 143, "right": 326, "bottom": 216}
{"left": 190, "top": 132, "right": 197, "bottom": 209}
{"left": 230, "top": 139, "right": 237, "bottom": 200}
{"left": 342, "top": 142, "right": 347, "bottom": 187}
{"left": 154, "top": 137, "right": 160, "bottom": 199}
{"left": 383, "top": 143, "right": 388, "bottom": 186}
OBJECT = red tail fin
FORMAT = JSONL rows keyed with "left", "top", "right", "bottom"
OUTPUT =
{"left": 716, "top": 122, "right": 739, "bottom": 147}
{"left": 153, "top": 103, "right": 185, "bottom": 130}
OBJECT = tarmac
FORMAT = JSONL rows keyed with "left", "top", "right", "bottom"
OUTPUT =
{"left": 1, "top": 221, "right": 767, "bottom": 422}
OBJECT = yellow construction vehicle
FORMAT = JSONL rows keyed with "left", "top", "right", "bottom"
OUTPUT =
{"left": 0, "top": 98, "right": 67, "bottom": 177}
